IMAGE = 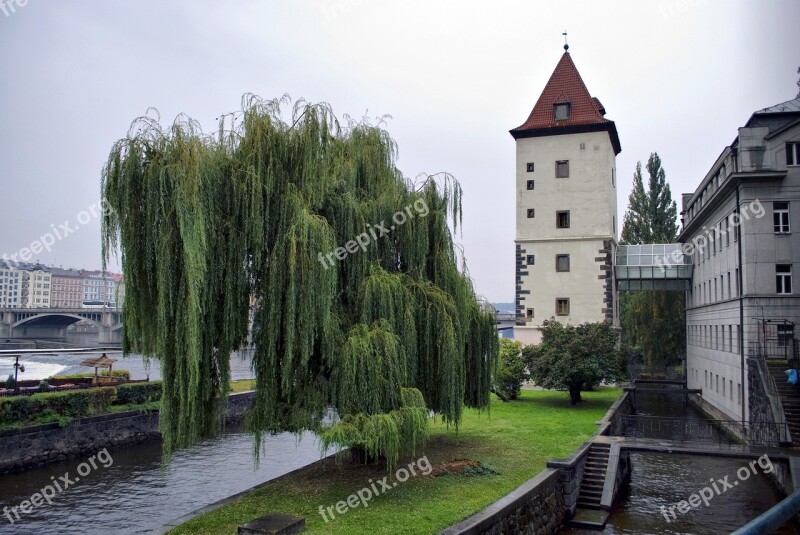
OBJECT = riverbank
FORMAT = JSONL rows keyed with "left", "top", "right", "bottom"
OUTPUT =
{"left": 168, "top": 387, "right": 622, "bottom": 535}
{"left": 0, "top": 387, "right": 256, "bottom": 474}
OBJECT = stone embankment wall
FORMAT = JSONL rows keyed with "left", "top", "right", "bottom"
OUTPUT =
{"left": 438, "top": 468, "right": 566, "bottom": 535}
{"left": 0, "top": 391, "right": 256, "bottom": 474}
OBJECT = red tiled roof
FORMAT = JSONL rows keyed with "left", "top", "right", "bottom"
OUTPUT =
{"left": 511, "top": 52, "right": 610, "bottom": 133}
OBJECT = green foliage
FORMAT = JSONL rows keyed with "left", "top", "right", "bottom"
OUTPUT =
{"left": 4, "top": 375, "right": 13, "bottom": 389}
{"left": 0, "top": 387, "right": 116, "bottom": 426}
{"left": 102, "top": 95, "right": 498, "bottom": 460}
{"left": 38, "top": 380, "right": 50, "bottom": 392}
{"left": 319, "top": 387, "right": 430, "bottom": 471}
{"left": 52, "top": 369, "right": 129, "bottom": 380}
{"left": 115, "top": 382, "right": 162, "bottom": 405}
{"left": 619, "top": 152, "right": 685, "bottom": 369}
{"left": 493, "top": 338, "right": 526, "bottom": 400}
{"left": 524, "top": 320, "right": 623, "bottom": 404}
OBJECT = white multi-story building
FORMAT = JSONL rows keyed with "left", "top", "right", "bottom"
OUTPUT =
{"left": 19, "top": 265, "right": 52, "bottom": 308}
{"left": 681, "top": 97, "right": 800, "bottom": 423}
{"left": 81, "top": 270, "right": 118, "bottom": 307}
{"left": 511, "top": 47, "right": 621, "bottom": 345}
{"left": 0, "top": 263, "right": 23, "bottom": 308}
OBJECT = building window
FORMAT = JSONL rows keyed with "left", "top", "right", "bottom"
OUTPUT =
{"left": 526, "top": 255, "right": 535, "bottom": 265}
{"left": 526, "top": 308, "right": 534, "bottom": 318}
{"left": 776, "top": 265, "right": 792, "bottom": 294}
{"left": 527, "top": 208, "right": 535, "bottom": 218}
{"left": 554, "top": 103, "right": 570, "bottom": 121}
{"left": 555, "top": 298, "right": 570, "bottom": 316}
{"left": 526, "top": 162, "right": 535, "bottom": 172}
{"left": 527, "top": 180, "right": 535, "bottom": 190}
{"left": 787, "top": 142, "right": 800, "bottom": 166}
{"left": 774, "top": 202, "right": 790, "bottom": 233}
{"left": 611, "top": 168, "right": 615, "bottom": 186}
{"left": 556, "top": 210, "right": 570, "bottom": 228}
{"left": 555, "top": 160, "right": 569, "bottom": 178}
{"left": 555, "top": 254, "right": 570, "bottom": 272}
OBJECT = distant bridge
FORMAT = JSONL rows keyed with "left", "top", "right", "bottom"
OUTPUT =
{"left": 0, "top": 308, "right": 123, "bottom": 344}
{"left": 496, "top": 313, "right": 515, "bottom": 331}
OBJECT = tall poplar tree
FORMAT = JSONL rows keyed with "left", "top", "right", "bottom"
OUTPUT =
{"left": 101, "top": 95, "right": 498, "bottom": 465}
{"left": 619, "top": 153, "right": 684, "bottom": 369}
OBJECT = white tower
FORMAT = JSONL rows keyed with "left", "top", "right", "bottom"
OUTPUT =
{"left": 512, "top": 47, "right": 621, "bottom": 345}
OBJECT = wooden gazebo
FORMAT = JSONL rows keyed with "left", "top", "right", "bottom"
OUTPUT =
{"left": 80, "top": 354, "right": 117, "bottom": 384}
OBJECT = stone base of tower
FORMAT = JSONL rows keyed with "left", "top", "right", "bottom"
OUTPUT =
{"left": 512, "top": 325, "right": 543, "bottom": 346}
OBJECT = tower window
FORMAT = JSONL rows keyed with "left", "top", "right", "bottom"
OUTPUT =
{"left": 556, "top": 210, "right": 570, "bottom": 229}
{"left": 555, "top": 160, "right": 569, "bottom": 178}
{"left": 526, "top": 255, "right": 535, "bottom": 265}
{"left": 554, "top": 103, "right": 570, "bottom": 121}
{"left": 527, "top": 208, "right": 535, "bottom": 219}
{"left": 527, "top": 180, "right": 535, "bottom": 190}
{"left": 556, "top": 298, "right": 570, "bottom": 316}
{"left": 526, "top": 162, "right": 535, "bottom": 172}
{"left": 556, "top": 254, "right": 570, "bottom": 272}
{"left": 526, "top": 308, "right": 534, "bottom": 318}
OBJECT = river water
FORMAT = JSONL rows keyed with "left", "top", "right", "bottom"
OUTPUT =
{"left": 0, "top": 336, "right": 328, "bottom": 534}
{"left": 562, "top": 385, "right": 798, "bottom": 535}
{"left": 0, "top": 333, "right": 256, "bottom": 383}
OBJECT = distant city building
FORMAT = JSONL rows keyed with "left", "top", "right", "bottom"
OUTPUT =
{"left": 20, "top": 264, "right": 52, "bottom": 308}
{"left": 680, "top": 97, "right": 800, "bottom": 422}
{"left": 0, "top": 263, "right": 23, "bottom": 308}
{"left": 0, "top": 262, "right": 122, "bottom": 310}
{"left": 80, "top": 270, "right": 119, "bottom": 308}
{"left": 50, "top": 268, "right": 84, "bottom": 308}
{"left": 511, "top": 48, "right": 621, "bottom": 345}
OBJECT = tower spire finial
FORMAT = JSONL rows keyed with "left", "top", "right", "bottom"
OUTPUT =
{"left": 563, "top": 31, "right": 569, "bottom": 52}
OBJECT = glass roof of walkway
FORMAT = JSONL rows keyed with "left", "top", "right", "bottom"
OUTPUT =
{"left": 615, "top": 244, "right": 692, "bottom": 291}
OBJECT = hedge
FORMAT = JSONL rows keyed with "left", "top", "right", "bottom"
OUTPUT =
{"left": 115, "top": 382, "right": 162, "bottom": 405}
{"left": 0, "top": 387, "right": 117, "bottom": 426}
{"left": 0, "top": 382, "right": 163, "bottom": 426}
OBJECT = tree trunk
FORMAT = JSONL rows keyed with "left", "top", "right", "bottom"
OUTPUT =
{"left": 569, "top": 384, "right": 582, "bottom": 405}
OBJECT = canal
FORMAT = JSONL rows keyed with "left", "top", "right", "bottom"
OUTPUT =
{"left": 562, "top": 384, "right": 798, "bottom": 534}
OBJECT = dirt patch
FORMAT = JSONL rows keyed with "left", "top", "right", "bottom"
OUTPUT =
{"left": 431, "top": 459, "right": 498, "bottom": 477}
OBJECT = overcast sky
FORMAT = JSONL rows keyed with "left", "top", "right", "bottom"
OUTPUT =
{"left": 1, "top": 1, "right": 798, "bottom": 302}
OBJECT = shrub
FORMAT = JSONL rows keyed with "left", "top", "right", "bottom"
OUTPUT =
{"left": 38, "top": 380, "right": 50, "bottom": 393}
{"left": 115, "top": 382, "right": 162, "bottom": 405}
{"left": 0, "top": 386, "right": 117, "bottom": 426}
{"left": 4, "top": 375, "right": 13, "bottom": 389}
{"left": 493, "top": 338, "right": 527, "bottom": 400}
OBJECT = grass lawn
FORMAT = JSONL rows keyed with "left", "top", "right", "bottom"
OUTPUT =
{"left": 170, "top": 387, "right": 621, "bottom": 534}
{"left": 230, "top": 379, "right": 256, "bottom": 393}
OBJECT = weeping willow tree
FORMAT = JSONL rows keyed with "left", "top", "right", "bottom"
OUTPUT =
{"left": 102, "top": 95, "right": 498, "bottom": 464}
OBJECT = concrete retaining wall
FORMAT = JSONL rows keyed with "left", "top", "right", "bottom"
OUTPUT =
{"left": 0, "top": 390, "right": 256, "bottom": 474}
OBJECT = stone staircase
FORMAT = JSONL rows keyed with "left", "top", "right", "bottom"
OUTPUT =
{"left": 766, "top": 360, "right": 800, "bottom": 446}
{"left": 577, "top": 443, "right": 610, "bottom": 509}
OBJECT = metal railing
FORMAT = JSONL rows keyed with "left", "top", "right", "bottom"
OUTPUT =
{"left": 748, "top": 339, "right": 798, "bottom": 362}
{"left": 749, "top": 356, "right": 793, "bottom": 444}
{"left": 613, "top": 415, "right": 789, "bottom": 448}
{"left": 629, "top": 364, "right": 685, "bottom": 384}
